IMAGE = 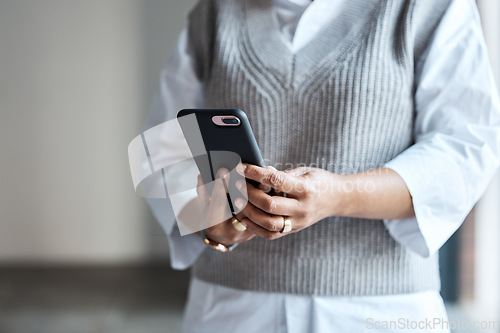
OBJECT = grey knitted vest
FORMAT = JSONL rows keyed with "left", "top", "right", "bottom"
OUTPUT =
{"left": 189, "top": 0, "right": 450, "bottom": 296}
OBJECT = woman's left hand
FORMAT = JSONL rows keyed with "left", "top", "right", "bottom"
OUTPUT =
{"left": 234, "top": 164, "right": 344, "bottom": 240}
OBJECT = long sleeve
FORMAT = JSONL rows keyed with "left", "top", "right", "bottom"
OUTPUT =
{"left": 384, "top": 0, "right": 500, "bottom": 257}
{"left": 144, "top": 27, "right": 206, "bottom": 270}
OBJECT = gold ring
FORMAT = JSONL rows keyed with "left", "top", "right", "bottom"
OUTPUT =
{"left": 281, "top": 217, "right": 292, "bottom": 233}
{"left": 231, "top": 216, "right": 247, "bottom": 231}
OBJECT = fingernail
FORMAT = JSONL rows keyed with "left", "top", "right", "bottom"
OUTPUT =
{"left": 217, "top": 168, "right": 229, "bottom": 178}
{"left": 240, "top": 219, "right": 248, "bottom": 228}
{"left": 259, "top": 184, "right": 271, "bottom": 193}
{"left": 236, "top": 164, "right": 247, "bottom": 174}
{"left": 236, "top": 180, "right": 244, "bottom": 189}
{"left": 235, "top": 198, "right": 245, "bottom": 209}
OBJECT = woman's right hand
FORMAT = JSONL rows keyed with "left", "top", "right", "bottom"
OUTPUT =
{"left": 197, "top": 169, "right": 255, "bottom": 247}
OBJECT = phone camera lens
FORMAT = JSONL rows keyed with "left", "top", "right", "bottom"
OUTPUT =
{"left": 222, "top": 118, "right": 239, "bottom": 125}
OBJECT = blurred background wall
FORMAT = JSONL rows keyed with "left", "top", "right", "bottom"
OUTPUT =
{"left": 0, "top": 0, "right": 197, "bottom": 264}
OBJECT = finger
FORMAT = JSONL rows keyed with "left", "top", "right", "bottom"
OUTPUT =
{"left": 240, "top": 217, "right": 282, "bottom": 241}
{"left": 207, "top": 168, "right": 231, "bottom": 225}
{"left": 207, "top": 216, "right": 255, "bottom": 242}
{"left": 234, "top": 198, "right": 284, "bottom": 232}
{"left": 234, "top": 230, "right": 256, "bottom": 243}
{"left": 241, "top": 166, "right": 274, "bottom": 194}
{"left": 265, "top": 165, "right": 277, "bottom": 193}
{"left": 216, "top": 167, "right": 229, "bottom": 180}
{"left": 245, "top": 182, "right": 299, "bottom": 215}
{"left": 284, "top": 167, "right": 311, "bottom": 177}
{"left": 196, "top": 174, "right": 210, "bottom": 205}
{"left": 238, "top": 164, "right": 305, "bottom": 195}
{"left": 235, "top": 179, "right": 248, "bottom": 198}
{"left": 234, "top": 210, "right": 247, "bottom": 223}
{"left": 258, "top": 183, "right": 272, "bottom": 193}
{"left": 233, "top": 179, "right": 249, "bottom": 214}
{"left": 212, "top": 168, "right": 229, "bottom": 199}
{"left": 212, "top": 169, "right": 229, "bottom": 204}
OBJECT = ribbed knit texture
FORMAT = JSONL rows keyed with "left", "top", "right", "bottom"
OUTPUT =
{"left": 189, "top": 0, "right": 451, "bottom": 296}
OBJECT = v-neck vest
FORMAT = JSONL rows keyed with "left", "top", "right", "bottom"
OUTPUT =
{"left": 189, "top": 0, "right": 451, "bottom": 296}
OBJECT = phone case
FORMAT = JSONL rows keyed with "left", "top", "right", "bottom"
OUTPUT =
{"left": 177, "top": 109, "right": 266, "bottom": 207}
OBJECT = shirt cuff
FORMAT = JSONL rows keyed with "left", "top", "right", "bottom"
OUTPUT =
{"left": 383, "top": 151, "right": 468, "bottom": 257}
{"left": 383, "top": 217, "right": 429, "bottom": 257}
{"left": 146, "top": 197, "right": 206, "bottom": 269}
{"left": 168, "top": 223, "right": 206, "bottom": 270}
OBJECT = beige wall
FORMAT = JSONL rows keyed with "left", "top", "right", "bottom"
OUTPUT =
{"left": 0, "top": 0, "right": 197, "bottom": 264}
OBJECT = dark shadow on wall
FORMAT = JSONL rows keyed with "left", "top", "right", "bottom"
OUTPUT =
{"left": 439, "top": 209, "right": 477, "bottom": 304}
{"left": 440, "top": 230, "right": 459, "bottom": 303}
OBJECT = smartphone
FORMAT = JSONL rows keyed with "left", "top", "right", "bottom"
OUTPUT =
{"left": 177, "top": 108, "right": 266, "bottom": 210}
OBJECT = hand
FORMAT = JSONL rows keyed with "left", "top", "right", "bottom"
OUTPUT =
{"left": 197, "top": 168, "right": 255, "bottom": 246}
{"left": 234, "top": 164, "right": 343, "bottom": 240}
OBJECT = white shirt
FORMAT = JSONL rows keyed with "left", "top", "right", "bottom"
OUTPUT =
{"left": 144, "top": 0, "right": 500, "bottom": 331}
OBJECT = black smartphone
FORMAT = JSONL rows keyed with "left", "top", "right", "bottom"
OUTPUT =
{"left": 177, "top": 108, "right": 266, "bottom": 210}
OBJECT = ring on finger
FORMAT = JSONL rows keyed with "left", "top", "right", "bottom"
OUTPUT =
{"left": 281, "top": 216, "right": 292, "bottom": 233}
{"left": 231, "top": 216, "right": 247, "bottom": 231}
